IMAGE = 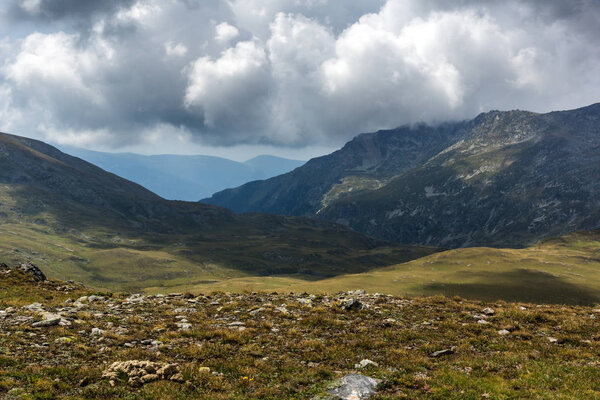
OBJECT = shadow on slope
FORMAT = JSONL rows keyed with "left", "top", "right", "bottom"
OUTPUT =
{"left": 420, "top": 268, "right": 600, "bottom": 305}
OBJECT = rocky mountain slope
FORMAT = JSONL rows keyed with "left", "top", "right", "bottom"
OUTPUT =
{"left": 203, "top": 123, "right": 465, "bottom": 215}
{"left": 58, "top": 145, "right": 304, "bottom": 201}
{"left": 205, "top": 103, "right": 600, "bottom": 247}
{"left": 2, "top": 263, "right": 599, "bottom": 399}
{"left": 0, "top": 132, "right": 434, "bottom": 289}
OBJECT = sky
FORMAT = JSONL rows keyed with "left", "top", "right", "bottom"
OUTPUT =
{"left": 0, "top": 0, "right": 599, "bottom": 161}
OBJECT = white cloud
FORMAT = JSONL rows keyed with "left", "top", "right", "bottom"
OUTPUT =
{"left": 184, "top": 40, "right": 270, "bottom": 134}
{"left": 6, "top": 31, "right": 109, "bottom": 105}
{"left": 165, "top": 41, "right": 187, "bottom": 57}
{"left": 215, "top": 22, "right": 239, "bottom": 42}
{"left": 1, "top": 0, "right": 599, "bottom": 153}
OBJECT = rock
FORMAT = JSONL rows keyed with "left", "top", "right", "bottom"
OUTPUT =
{"left": 341, "top": 298, "right": 363, "bottom": 312}
{"left": 354, "top": 359, "right": 378, "bottom": 369}
{"left": 482, "top": 307, "right": 495, "bottom": 316}
{"left": 32, "top": 317, "right": 61, "bottom": 327}
{"left": 102, "top": 360, "right": 184, "bottom": 387}
{"left": 429, "top": 347, "right": 455, "bottom": 358}
{"left": 17, "top": 262, "right": 46, "bottom": 281}
{"left": 498, "top": 329, "right": 510, "bottom": 336}
{"left": 76, "top": 296, "right": 88, "bottom": 303}
{"left": 88, "top": 295, "right": 105, "bottom": 302}
{"left": 23, "top": 302, "right": 44, "bottom": 310}
{"left": 548, "top": 337, "right": 558, "bottom": 343}
{"left": 125, "top": 294, "right": 145, "bottom": 303}
{"left": 477, "top": 319, "right": 489, "bottom": 325}
{"left": 91, "top": 328, "right": 104, "bottom": 336}
{"left": 319, "top": 374, "right": 380, "bottom": 400}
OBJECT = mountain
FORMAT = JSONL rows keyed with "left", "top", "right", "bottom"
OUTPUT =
{"left": 204, "top": 103, "right": 600, "bottom": 248}
{"left": 56, "top": 145, "right": 305, "bottom": 201}
{"left": 0, "top": 132, "right": 434, "bottom": 290}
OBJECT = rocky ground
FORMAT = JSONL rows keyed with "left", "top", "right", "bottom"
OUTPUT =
{"left": 2, "top": 265, "right": 600, "bottom": 399}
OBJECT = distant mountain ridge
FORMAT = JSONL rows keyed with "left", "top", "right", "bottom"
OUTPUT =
{"left": 0, "top": 131, "right": 433, "bottom": 289}
{"left": 57, "top": 145, "right": 305, "bottom": 201}
{"left": 204, "top": 102, "right": 600, "bottom": 248}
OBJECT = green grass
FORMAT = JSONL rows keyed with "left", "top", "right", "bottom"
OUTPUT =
{"left": 183, "top": 230, "right": 600, "bottom": 305}
{"left": 2, "top": 270, "right": 600, "bottom": 399}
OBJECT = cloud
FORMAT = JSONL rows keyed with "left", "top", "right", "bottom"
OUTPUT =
{"left": 215, "top": 22, "right": 239, "bottom": 42}
{"left": 0, "top": 0, "right": 599, "bottom": 151}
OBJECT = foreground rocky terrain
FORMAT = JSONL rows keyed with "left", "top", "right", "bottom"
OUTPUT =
{"left": 2, "top": 265, "right": 600, "bottom": 399}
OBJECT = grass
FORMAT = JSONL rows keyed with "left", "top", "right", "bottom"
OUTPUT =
{"left": 181, "top": 230, "right": 600, "bottom": 305}
{"left": 2, "top": 269, "right": 600, "bottom": 399}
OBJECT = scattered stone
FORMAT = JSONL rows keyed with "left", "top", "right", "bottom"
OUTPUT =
{"left": 498, "top": 329, "right": 510, "bottom": 336}
{"left": 477, "top": 319, "right": 489, "bottom": 325}
{"left": 176, "top": 322, "right": 192, "bottom": 330}
{"left": 102, "top": 360, "right": 184, "bottom": 387}
{"left": 24, "top": 303, "right": 44, "bottom": 310}
{"left": 354, "top": 359, "right": 378, "bottom": 369}
{"left": 91, "top": 328, "right": 104, "bottom": 336}
{"left": 482, "top": 307, "right": 495, "bottom": 316}
{"left": 32, "top": 317, "right": 61, "bottom": 328}
{"left": 17, "top": 262, "right": 46, "bottom": 281}
{"left": 548, "top": 337, "right": 558, "bottom": 343}
{"left": 317, "top": 374, "right": 380, "bottom": 400}
{"left": 429, "top": 347, "right": 455, "bottom": 358}
{"left": 341, "top": 298, "right": 363, "bottom": 312}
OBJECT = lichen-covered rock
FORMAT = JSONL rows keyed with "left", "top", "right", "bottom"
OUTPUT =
{"left": 102, "top": 360, "right": 185, "bottom": 387}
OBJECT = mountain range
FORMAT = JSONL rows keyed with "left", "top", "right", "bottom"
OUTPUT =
{"left": 204, "top": 103, "right": 600, "bottom": 248}
{"left": 56, "top": 145, "right": 305, "bottom": 201}
{"left": 0, "top": 131, "right": 433, "bottom": 290}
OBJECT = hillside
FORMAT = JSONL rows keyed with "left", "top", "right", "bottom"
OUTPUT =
{"left": 58, "top": 145, "right": 304, "bottom": 201}
{"left": 205, "top": 103, "right": 600, "bottom": 248}
{"left": 2, "top": 265, "right": 600, "bottom": 399}
{"left": 0, "top": 132, "right": 434, "bottom": 291}
{"left": 182, "top": 229, "right": 600, "bottom": 306}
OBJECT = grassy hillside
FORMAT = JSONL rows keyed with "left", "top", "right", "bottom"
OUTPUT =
{"left": 0, "top": 132, "right": 436, "bottom": 292}
{"left": 183, "top": 230, "right": 600, "bottom": 305}
{"left": 2, "top": 269, "right": 600, "bottom": 399}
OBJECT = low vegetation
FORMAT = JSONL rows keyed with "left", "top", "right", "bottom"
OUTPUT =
{"left": 2, "top": 268, "right": 600, "bottom": 399}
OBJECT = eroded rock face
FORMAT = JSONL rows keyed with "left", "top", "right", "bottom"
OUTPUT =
{"left": 17, "top": 263, "right": 46, "bottom": 281}
{"left": 102, "top": 360, "right": 184, "bottom": 387}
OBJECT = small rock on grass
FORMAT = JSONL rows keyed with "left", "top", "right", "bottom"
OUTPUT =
{"left": 429, "top": 347, "right": 455, "bottom": 358}
{"left": 314, "top": 374, "right": 380, "bottom": 400}
{"left": 354, "top": 359, "right": 378, "bottom": 369}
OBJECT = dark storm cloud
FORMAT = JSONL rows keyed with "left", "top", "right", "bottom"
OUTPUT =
{"left": 7, "top": 0, "right": 136, "bottom": 22}
{"left": 0, "top": 0, "right": 599, "bottom": 150}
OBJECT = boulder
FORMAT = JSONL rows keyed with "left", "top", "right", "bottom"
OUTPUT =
{"left": 317, "top": 374, "right": 380, "bottom": 400}
{"left": 18, "top": 262, "right": 46, "bottom": 281}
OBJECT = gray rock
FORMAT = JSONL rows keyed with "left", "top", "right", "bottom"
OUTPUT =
{"left": 32, "top": 317, "right": 61, "bottom": 327}
{"left": 322, "top": 374, "right": 379, "bottom": 400}
{"left": 430, "top": 347, "right": 455, "bottom": 357}
{"left": 17, "top": 262, "right": 46, "bottom": 281}
{"left": 482, "top": 307, "right": 495, "bottom": 316}
{"left": 91, "top": 327, "right": 105, "bottom": 336}
{"left": 354, "top": 359, "right": 378, "bottom": 369}
{"left": 341, "top": 298, "right": 363, "bottom": 312}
